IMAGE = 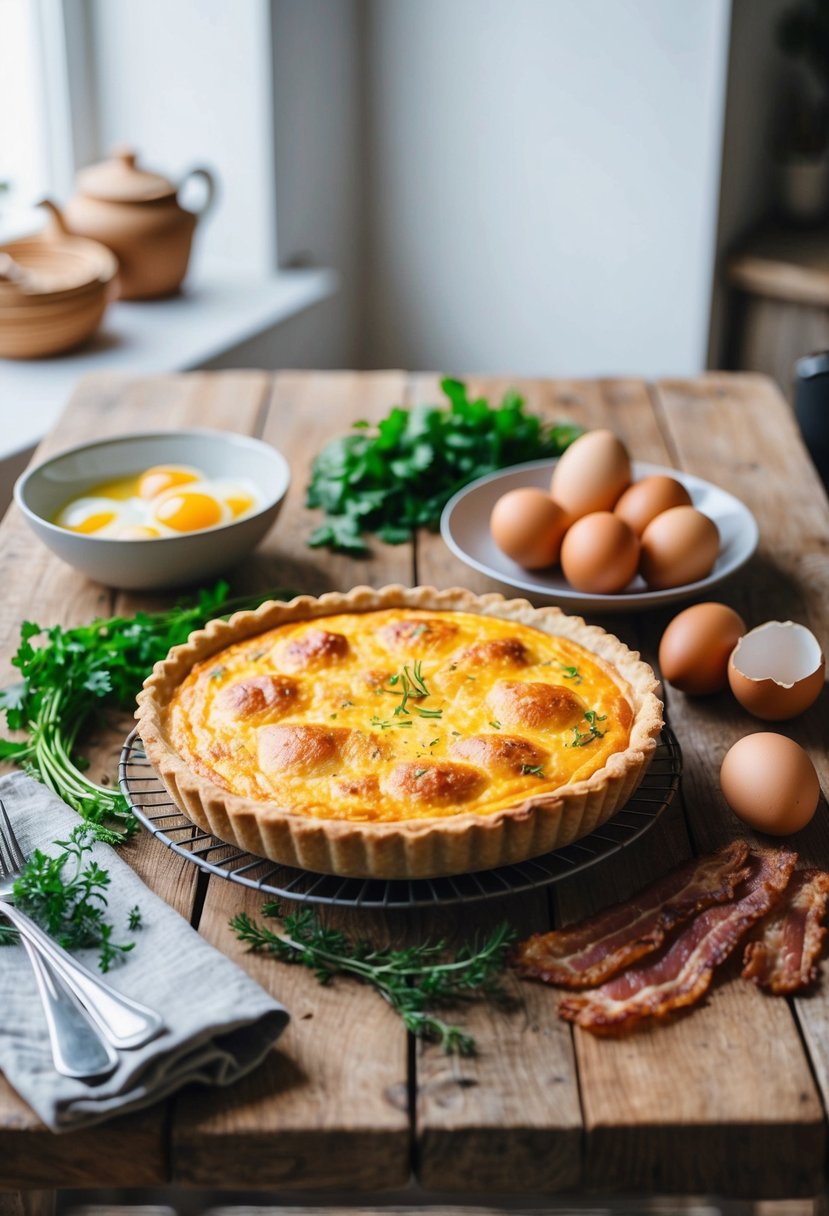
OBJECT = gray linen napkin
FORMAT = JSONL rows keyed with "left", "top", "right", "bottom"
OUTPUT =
{"left": 0, "top": 771, "right": 289, "bottom": 1132}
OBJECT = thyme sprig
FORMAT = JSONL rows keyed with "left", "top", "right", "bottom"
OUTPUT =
{"left": 230, "top": 902, "right": 516, "bottom": 1055}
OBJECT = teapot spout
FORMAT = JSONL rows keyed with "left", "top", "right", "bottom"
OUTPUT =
{"left": 36, "top": 198, "right": 72, "bottom": 239}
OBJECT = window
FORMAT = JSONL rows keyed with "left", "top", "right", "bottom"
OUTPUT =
{"left": 0, "top": 0, "right": 277, "bottom": 270}
{"left": 0, "top": 0, "right": 52, "bottom": 235}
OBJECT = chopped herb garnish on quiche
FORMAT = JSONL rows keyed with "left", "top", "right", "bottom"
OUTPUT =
{"left": 567, "top": 710, "right": 608, "bottom": 748}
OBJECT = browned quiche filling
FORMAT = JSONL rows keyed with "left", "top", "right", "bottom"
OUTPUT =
{"left": 165, "top": 608, "right": 635, "bottom": 823}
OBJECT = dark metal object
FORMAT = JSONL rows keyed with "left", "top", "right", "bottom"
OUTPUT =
{"left": 119, "top": 727, "right": 682, "bottom": 910}
{"left": 795, "top": 351, "right": 829, "bottom": 490}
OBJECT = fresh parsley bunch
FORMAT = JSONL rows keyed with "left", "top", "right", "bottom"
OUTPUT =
{"left": 0, "top": 582, "right": 292, "bottom": 844}
{"left": 231, "top": 901, "right": 516, "bottom": 1055}
{"left": 306, "top": 377, "right": 583, "bottom": 555}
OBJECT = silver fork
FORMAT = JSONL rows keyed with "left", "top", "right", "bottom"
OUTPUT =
{"left": 0, "top": 800, "right": 165, "bottom": 1052}
{"left": 0, "top": 819, "right": 118, "bottom": 1078}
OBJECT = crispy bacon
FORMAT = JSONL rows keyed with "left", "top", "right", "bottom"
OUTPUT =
{"left": 742, "top": 868, "right": 829, "bottom": 994}
{"left": 512, "top": 840, "right": 751, "bottom": 989}
{"left": 558, "top": 847, "right": 797, "bottom": 1034}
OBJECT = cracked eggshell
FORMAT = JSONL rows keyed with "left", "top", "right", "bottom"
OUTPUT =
{"left": 728, "top": 620, "right": 825, "bottom": 720}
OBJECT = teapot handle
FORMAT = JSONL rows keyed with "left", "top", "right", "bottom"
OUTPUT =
{"left": 178, "top": 167, "right": 216, "bottom": 219}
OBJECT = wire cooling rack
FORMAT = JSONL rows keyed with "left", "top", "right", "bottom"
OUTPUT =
{"left": 119, "top": 726, "right": 682, "bottom": 910}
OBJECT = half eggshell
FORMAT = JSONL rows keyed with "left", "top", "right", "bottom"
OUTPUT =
{"left": 728, "top": 620, "right": 825, "bottom": 720}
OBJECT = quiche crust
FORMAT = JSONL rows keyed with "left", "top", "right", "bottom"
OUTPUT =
{"left": 135, "top": 585, "right": 663, "bottom": 879}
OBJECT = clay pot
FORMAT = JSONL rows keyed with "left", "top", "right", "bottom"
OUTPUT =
{"left": 0, "top": 200, "right": 117, "bottom": 358}
{"left": 63, "top": 148, "right": 216, "bottom": 299}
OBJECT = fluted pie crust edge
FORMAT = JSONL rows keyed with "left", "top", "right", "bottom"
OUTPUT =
{"left": 135, "top": 585, "right": 663, "bottom": 879}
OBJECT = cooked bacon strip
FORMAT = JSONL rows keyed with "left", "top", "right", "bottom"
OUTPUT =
{"left": 512, "top": 840, "right": 751, "bottom": 989}
{"left": 742, "top": 869, "right": 829, "bottom": 994}
{"left": 558, "top": 847, "right": 797, "bottom": 1035}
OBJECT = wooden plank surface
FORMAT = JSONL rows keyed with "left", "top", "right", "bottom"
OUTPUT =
{"left": 170, "top": 372, "right": 413, "bottom": 1190}
{"left": 0, "top": 370, "right": 827, "bottom": 1203}
{"left": 409, "top": 375, "right": 585, "bottom": 1193}
{"left": 565, "top": 375, "right": 826, "bottom": 1198}
{"left": 0, "top": 373, "right": 272, "bottom": 1190}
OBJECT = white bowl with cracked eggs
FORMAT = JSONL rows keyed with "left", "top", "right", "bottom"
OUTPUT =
{"left": 15, "top": 429, "right": 290, "bottom": 590}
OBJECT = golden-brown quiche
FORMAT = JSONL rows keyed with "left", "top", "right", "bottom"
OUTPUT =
{"left": 136, "top": 585, "right": 663, "bottom": 878}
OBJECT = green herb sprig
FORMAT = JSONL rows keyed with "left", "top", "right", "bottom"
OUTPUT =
{"left": 567, "top": 710, "right": 608, "bottom": 748}
{"left": 230, "top": 902, "right": 516, "bottom": 1055}
{"left": 306, "top": 378, "right": 583, "bottom": 554}
{"left": 0, "top": 825, "right": 139, "bottom": 971}
{"left": 378, "top": 660, "right": 444, "bottom": 725}
{"left": 0, "top": 582, "right": 294, "bottom": 843}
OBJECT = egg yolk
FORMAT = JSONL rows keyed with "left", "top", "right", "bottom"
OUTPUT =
{"left": 225, "top": 492, "right": 256, "bottom": 518}
{"left": 154, "top": 490, "right": 223, "bottom": 533}
{"left": 138, "top": 466, "right": 200, "bottom": 500}
{"left": 68, "top": 511, "right": 117, "bottom": 535}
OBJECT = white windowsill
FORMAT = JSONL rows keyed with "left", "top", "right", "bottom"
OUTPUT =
{"left": 0, "top": 261, "right": 337, "bottom": 461}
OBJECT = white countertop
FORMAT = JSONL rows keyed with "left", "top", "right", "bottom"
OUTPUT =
{"left": 0, "top": 263, "right": 337, "bottom": 460}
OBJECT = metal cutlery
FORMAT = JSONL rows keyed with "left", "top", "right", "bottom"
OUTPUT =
{"left": 18, "top": 936, "right": 119, "bottom": 1079}
{"left": 0, "top": 799, "right": 164, "bottom": 1053}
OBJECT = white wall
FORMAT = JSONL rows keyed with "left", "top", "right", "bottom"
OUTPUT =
{"left": 270, "top": 0, "right": 366, "bottom": 365}
{"left": 86, "top": 0, "right": 277, "bottom": 274}
{"left": 81, "top": 0, "right": 365, "bottom": 365}
{"left": 364, "top": 0, "right": 732, "bottom": 377}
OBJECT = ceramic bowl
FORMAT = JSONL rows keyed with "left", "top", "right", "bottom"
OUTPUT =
{"left": 0, "top": 283, "right": 111, "bottom": 358}
{"left": 0, "top": 202, "right": 119, "bottom": 357}
{"left": 15, "top": 429, "right": 291, "bottom": 590}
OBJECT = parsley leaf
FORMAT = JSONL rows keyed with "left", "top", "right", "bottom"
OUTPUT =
{"left": 306, "top": 378, "right": 583, "bottom": 553}
{"left": 0, "top": 581, "right": 296, "bottom": 843}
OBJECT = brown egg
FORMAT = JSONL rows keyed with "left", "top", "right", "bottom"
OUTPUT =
{"left": 658, "top": 602, "right": 746, "bottom": 695}
{"left": 489, "top": 487, "right": 569, "bottom": 569}
{"left": 639, "top": 506, "right": 720, "bottom": 590}
{"left": 728, "top": 620, "right": 825, "bottom": 720}
{"left": 614, "top": 475, "right": 693, "bottom": 537}
{"left": 720, "top": 733, "right": 821, "bottom": 835}
{"left": 549, "top": 429, "right": 631, "bottom": 520}
{"left": 559, "top": 512, "right": 640, "bottom": 594}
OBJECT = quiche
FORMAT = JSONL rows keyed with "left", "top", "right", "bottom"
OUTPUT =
{"left": 136, "top": 586, "right": 663, "bottom": 879}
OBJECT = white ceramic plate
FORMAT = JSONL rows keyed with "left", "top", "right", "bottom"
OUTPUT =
{"left": 440, "top": 459, "right": 759, "bottom": 614}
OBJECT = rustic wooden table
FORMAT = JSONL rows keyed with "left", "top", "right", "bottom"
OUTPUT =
{"left": 1, "top": 370, "right": 828, "bottom": 1212}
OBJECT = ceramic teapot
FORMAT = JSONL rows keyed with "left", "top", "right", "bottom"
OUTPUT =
{"left": 63, "top": 148, "right": 216, "bottom": 299}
